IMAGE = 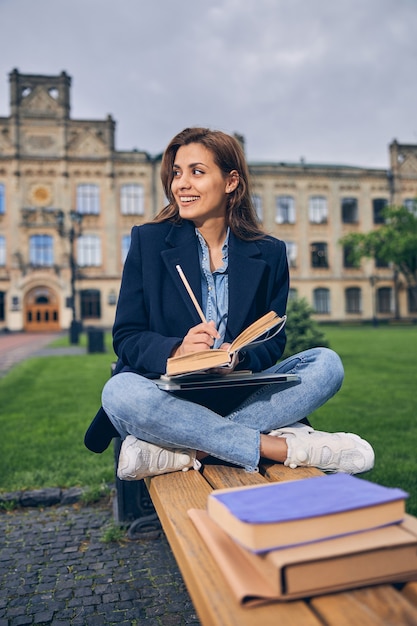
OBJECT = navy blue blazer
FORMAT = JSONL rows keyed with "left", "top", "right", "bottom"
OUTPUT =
{"left": 85, "top": 219, "right": 289, "bottom": 452}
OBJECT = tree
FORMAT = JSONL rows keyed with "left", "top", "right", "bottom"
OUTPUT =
{"left": 281, "top": 297, "right": 329, "bottom": 360}
{"left": 340, "top": 204, "right": 417, "bottom": 313}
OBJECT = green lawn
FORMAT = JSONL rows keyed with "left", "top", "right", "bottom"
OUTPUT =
{"left": 310, "top": 325, "right": 417, "bottom": 515}
{"left": 1, "top": 326, "right": 416, "bottom": 515}
{"left": 0, "top": 334, "right": 116, "bottom": 493}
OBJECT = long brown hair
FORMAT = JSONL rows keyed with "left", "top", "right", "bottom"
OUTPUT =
{"left": 154, "top": 127, "right": 265, "bottom": 240}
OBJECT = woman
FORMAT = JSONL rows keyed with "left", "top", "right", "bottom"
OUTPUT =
{"left": 99, "top": 127, "right": 374, "bottom": 479}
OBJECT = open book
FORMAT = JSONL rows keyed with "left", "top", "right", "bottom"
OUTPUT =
{"left": 165, "top": 311, "right": 286, "bottom": 377}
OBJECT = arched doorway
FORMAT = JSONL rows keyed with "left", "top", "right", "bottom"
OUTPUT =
{"left": 24, "top": 286, "right": 60, "bottom": 332}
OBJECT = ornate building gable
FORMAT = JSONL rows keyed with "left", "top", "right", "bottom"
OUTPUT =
{"left": 18, "top": 85, "right": 63, "bottom": 118}
{"left": 390, "top": 141, "right": 417, "bottom": 179}
{"left": 67, "top": 127, "right": 111, "bottom": 158}
{"left": 9, "top": 69, "right": 71, "bottom": 120}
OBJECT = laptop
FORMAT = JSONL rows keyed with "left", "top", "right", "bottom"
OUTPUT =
{"left": 154, "top": 371, "right": 300, "bottom": 392}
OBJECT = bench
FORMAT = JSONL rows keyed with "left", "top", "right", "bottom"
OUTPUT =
{"left": 144, "top": 459, "right": 417, "bottom": 626}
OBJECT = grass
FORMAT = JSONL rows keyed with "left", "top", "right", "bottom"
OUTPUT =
{"left": 0, "top": 333, "right": 116, "bottom": 493}
{"left": 1, "top": 326, "right": 416, "bottom": 515}
{"left": 311, "top": 324, "right": 417, "bottom": 515}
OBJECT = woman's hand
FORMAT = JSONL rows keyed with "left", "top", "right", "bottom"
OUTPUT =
{"left": 171, "top": 321, "right": 220, "bottom": 357}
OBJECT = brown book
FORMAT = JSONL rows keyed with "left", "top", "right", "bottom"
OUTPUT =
{"left": 166, "top": 311, "right": 286, "bottom": 377}
{"left": 206, "top": 474, "right": 407, "bottom": 553}
{"left": 188, "top": 509, "right": 417, "bottom": 604}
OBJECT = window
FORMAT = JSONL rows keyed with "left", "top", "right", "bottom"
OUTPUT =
{"left": 372, "top": 198, "right": 387, "bottom": 224}
{"left": 0, "top": 184, "right": 4, "bottom": 215}
{"left": 11, "top": 296, "right": 20, "bottom": 311}
{"left": 252, "top": 194, "right": 263, "bottom": 222}
{"left": 313, "top": 288, "right": 330, "bottom": 314}
{"left": 76, "top": 184, "right": 100, "bottom": 215}
{"left": 276, "top": 195, "right": 295, "bottom": 224}
{"left": 29, "top": 234, "right": 53, "bottom": 266}
{"left": 288, "top": 288, "right": 298, "bottom": 301}
{"left": 284, "top": 241, "right": 297, "bottom": 268}
{"left": 0, "top": 236, "right": 5, "bottom": 266}
{"left": 121, "top": 184, "right": 144, "bottom": 215}
{"left": 345, "top": 287, "right": 361, "bottom": 313}
{"left": 343, "top": 244, "right": 357, "bottom": 268}
{"left": 375, "top": 256, "right": 389, "bottom": 268}
{"left": 80, "top": 289, "right": 101, "bottom": 319}
{"left": 407, "top": 287, "right": 417, "bottom": 313}
{"left": 341, "top": 197, "right": 358, "bottom": 223}
{"left": 77, "top": 235, "right": 101, "bottom": 267}
{"left": 377, "top": 287, "right": 392, "bottom": 314}
{"left": 309, "top": 196, "right": 327, "bottom": 224}
{"left": 311, "top": 242, "right": 329, "bottom": 268}
{"left": 404, "top": 198, "right": 417, "bottom": 216}
{"left": 0, "top": 291, "right": 5, "bottom": 321}
{"left": 122, "top": 234, "right": 131, "bottom": 263}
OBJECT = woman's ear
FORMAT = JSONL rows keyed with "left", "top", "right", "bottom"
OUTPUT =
{"left": 226, "top": 170, "right": 239, "bottom": 193}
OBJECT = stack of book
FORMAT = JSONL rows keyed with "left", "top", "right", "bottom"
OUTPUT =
{"left": 188, "top": 474, "right": 417, "bottom": 604}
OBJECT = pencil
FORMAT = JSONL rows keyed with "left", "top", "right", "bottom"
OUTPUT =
{"left": 175, "top": 264, "right": 207, "bottom": 324}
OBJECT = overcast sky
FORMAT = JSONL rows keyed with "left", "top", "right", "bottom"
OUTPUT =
{"left": 1, "top": 0, "right": 416, "bottom": 168}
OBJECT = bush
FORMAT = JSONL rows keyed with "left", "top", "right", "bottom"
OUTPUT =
{"left": 281, "top": 297, "right": 329, "bottom": 359}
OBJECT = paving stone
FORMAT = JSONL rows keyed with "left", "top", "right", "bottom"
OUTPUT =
{"left": 1, "top": 502, "right": 200, "bottom": 625}
{"left": 10, "top": 616, "right": 33, "bottom": 626}
{"left": 33, "top": 610, "right": 54, "bottom": 623}
{"left": 7, "top": 606, "right": 27, "bottom": 617}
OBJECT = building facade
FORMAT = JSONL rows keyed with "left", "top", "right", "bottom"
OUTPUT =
{"left": 0, "top": 69, "right": 416, "bottom": 333}
{"left": 250, "top": 142, "right": 417, "bottom": 323}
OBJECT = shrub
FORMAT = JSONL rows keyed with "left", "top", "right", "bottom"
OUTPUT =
{"left": 281, "top": 297, "right": 329, "bottom": 359}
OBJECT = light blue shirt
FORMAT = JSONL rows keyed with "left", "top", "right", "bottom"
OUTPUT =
{"left": 196, "top": 228, "right": 229, "bottom": 349}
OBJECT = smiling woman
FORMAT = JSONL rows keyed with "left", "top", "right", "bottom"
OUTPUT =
{"left": 156, "top": 127, "right": 262, "bottom": 240}
{"left": 86, "top": 127, "right": 374, "bottom": 484}
{"left": 171, "top": 143, "right": 239, "bottom": 234}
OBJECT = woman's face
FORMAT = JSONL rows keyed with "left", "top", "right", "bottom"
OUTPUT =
{"left": 171, "top": 143, "right": 237, "bottom": 228}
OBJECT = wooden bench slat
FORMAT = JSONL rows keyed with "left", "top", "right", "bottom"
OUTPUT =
{"left": 403, "top": 581, "right": 417, "bottom": 605}
{"left": 147, "top": 467, "right": 323, "bottom": 626}
{"left": 311, "top": 592, "right": 389, "bottom": 626}
{"left": 350, "top": 585, "right": 417, "bottom": 624}
{"left": 202, "top": 463, "right": 268, "bottom": 490}
{"left": 261, "top": 461, "right": 323, "bottom": 482}
{"left": 311, "top": 584, "right": 417, "bottom": 626}
{"left": 202, "top": 459, "right": 324, "bottom": 490}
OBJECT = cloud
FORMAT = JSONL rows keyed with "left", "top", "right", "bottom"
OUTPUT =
{"left": 0, "top": 0, "right": 416, "bottom": 167}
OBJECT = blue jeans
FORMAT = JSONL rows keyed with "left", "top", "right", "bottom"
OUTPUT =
{"left": 102, "top": 347, "right": 344, "bottom": 472}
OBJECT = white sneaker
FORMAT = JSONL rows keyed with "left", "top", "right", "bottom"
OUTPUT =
{"left": 117, "top": 435, "right": 200, "bottom": 481}
{"left": 268, "top": 423, "right": 375, "bottom": 474}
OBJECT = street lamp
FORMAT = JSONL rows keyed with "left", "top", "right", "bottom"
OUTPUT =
{"left": 369, "top": 275, "right": 379, "bottom": 327}
{"left": 56, "top": 210, "right": 84, "bottom": 343}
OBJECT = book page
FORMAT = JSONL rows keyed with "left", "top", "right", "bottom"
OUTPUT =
{"left": 229, "top": 311, "right": 285, "bottom": 353}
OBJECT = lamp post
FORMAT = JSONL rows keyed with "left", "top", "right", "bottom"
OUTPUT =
{"left": 369, "top": 275, "right": 379, "bottom": 327}
{"left": 56, "top": 210, "right": 83, "bottom": 344}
